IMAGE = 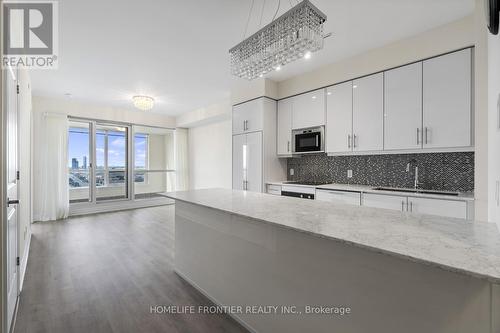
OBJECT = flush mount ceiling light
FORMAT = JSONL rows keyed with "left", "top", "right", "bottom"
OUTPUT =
{"left": 132, "top": 95, "right": 155, "bottom": 111}
{"left": 230, "top": 0, "right": 327, "bottom": 80}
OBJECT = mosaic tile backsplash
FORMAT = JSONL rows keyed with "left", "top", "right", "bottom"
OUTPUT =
{"left": 287, "top": 152, "right": 474, "bottom": 193}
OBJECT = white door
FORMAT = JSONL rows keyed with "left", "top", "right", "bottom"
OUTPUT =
{"left": 5, "top": 67, "right": 19, "bottom": 331}
{"left": 384, "top": 62, "right": 423, "bottom": 150}
{"left": 353, "top": 73, "right": 384, "bottom": 152}
{"left": 362, "top": 193, "right": 407, "bottom": 212}
{"left": 407, "top": 197, "right": 467, "bottom": 219}
{"left": 232, "top": 134, "right": 246, "bottom": 190}
{"left": 232, "top": 99, "right": 264, "bottom": 135}
{"left": 246, "top": 131, "right": 262, "bottom": 192}
{"left": 423, "top": 49, "right": 472, "bottom": 148}
{"left": 326, "top": 81, "right": 353, "bottom": 153}
{"left": 292, "top": 88, "right": 325, "bottom": 129}
{"left": 277, "top": 98, "right": 293, "bottom": 155}
{"left": 316, "top": 190, "right": 361, "bottom": 206}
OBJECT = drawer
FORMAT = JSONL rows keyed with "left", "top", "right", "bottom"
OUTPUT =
{"left": 267, "top": 184, "right": 282, "bottom": 196}
{"left": 281, "top": 185, "right": 315, "bottom": 195}
{"left": 316, "top": 190, "right": 361, "bottom": 206}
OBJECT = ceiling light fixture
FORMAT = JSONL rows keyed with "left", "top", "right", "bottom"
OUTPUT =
{"left": 230, "top": 0, "right": 327, "bottom": 80}
{"left": 304, "top": 51, "right": 312, "bottom": 59}
{"left": 132, "top": 95, "right": 155, "bottom": 111}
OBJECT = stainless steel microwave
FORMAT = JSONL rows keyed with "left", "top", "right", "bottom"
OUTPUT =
{"left": 292, "top": 126, "right": 324, "bottom": 154}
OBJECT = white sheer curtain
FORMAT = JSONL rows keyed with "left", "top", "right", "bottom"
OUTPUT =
{"left": 175, "top": 128, "right": 189, "bottom": 191}
{"left": 33, "top": 112, "right": 69, "bottom": 221}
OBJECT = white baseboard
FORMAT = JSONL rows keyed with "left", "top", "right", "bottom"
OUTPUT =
{"left": 19, "top": 229, "right": 32, "bottom": 292}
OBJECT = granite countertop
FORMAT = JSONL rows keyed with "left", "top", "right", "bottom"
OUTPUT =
{"left": 266, "top": 181, "right": 474, "bottom": 201}
{"left": 166, "top": 188, "right": 500, "bottom": 283}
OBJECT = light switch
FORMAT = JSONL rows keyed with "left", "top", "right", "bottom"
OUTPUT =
{"left": 347, "top": 170, "right": 353, "bottom": 178}
{"left": 290, "top": 168, "right": 294, "bottom": 176}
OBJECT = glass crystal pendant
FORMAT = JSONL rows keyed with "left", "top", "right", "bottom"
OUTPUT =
{"left": 229, "top": 0, "right": 327, "bottom": 80}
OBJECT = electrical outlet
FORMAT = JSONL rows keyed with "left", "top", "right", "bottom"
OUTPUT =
{"left": 347, "top": 170, "right": 353, "bottom": 178}
{"left": 290, "top": 168, "right": 294, "bottom": 176}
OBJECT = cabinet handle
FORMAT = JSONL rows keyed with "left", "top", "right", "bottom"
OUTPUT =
{"left": 424, "top": 127, "right": 428, "bottom": 144}
{"left": 287, "top": 141, "right": 290, "bottom": 152}
{"left": 410, "top": 201, "right": 413, "bottom": 212}
{"left": 353, "top": 134, "right": 357, "bottom": 148}
{"left": 246, "top": 120, "right": 249, "bottom": 131}
{"left": 401, "top": 200, "right": 405, "bottom": 212}
{"left": 348, "top": 134, "right": 351, "bottom": 149}
{"left": 416, "top": 128, "right": 420, "bottom": 145}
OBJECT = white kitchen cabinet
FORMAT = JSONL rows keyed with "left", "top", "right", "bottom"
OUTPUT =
{"left": 423, "top": 49, "right": 472, "bottom": 148}
{"left": 277, "top": 98, "right": 293, "bottom": 155}
{"left": 352, "top": 73, "right": 384, "bottom": 152}
{"left": 232, "top": 132, "right": 262, "bottom": 192}
{"left": 316, "top": 189, "right": 361, "bottom": 206}
{"left": 326, "top": 81, "right": 353, "bottom": 154}
{"left": 362, "top": 193, "right": 407, "bottom": 212}
{"left": 232, "top": 134, "right": 246, "bottom": 190}
{"left": 384, "top": 62, "right": 423, "bottom": 150}
{"left": 246, "top": 131, "right": 263, "bottom": 192}
{"left": 292, "top": 88, "right": 325, "bottom": 129}
{"left": 232, "top": 99, "right": 264, "bottom": 135}
{"left": 407, "top": 197, "right": 467, "bottom": 219}
{"left": 266, "top": 184, "right": 282, "bottom": 195}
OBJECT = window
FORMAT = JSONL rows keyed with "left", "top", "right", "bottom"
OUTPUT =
{"left": 68, "top": 121, "right": 91, "bottom": 203}
{"left": 134, "top": 133, "right": 148, "bottom": 183}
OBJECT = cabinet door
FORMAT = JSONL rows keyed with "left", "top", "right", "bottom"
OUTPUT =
{"left": 384, "top": 62, "right": 423, "bottom": 150}
{"left": 233, "top": 99, "right": 264, "bottom": 135}
{"left": 246, "top": 131, "right": 263, "bottom": 192}
{"left": 292, "top": 88, "right": 325, "bottom": 129}
{"left": 353, "top": 73, "right": 384, "bottom": 151}
{"left": 408, "top": 197, "right": 467, "bottom": 219}
{"left": 232, "top": 134, "right": 246, "bottom": 190}
{"left": 362, "top": 193, "right": 407, "bottom": 212}
{"left": 277, "top": 98, "right": 293, "bottom": 155}
{"left": 316, "top": 190, "right": 361, "bottom": 206}
{"left": 326, "top": 82, "right": 353, "bottom": 153}
{"left": 423, "top": 49, "right": 472, "bottom": 148}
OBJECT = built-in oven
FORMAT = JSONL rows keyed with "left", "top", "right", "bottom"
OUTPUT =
{"left": 281, "top": 185, "right": 315, "bottom": 200}
{"left": 292, "top": 126, "right": 324, "bottom": 154}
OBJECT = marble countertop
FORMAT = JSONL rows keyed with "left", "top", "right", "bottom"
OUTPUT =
{"left": 266, "top": 181, "right": 474, "bottom": 201}
{"left": 166, "top": 188, "right": 500, "bottom": 283}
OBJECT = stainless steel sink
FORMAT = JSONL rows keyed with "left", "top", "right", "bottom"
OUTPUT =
{"left": 373, "top": 187, "right": 459, "bottom": 196}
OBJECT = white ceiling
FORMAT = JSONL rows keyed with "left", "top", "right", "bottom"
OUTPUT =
{"left": 31, "top": 0, "right": 474, "bottom": 116}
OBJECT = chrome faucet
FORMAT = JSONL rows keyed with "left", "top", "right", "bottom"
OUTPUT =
{"left": 406, "top": 159, "right": 423, "bottom": 189}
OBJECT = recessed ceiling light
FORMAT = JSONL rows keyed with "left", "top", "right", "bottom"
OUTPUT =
{"left": 312, "top": 96, "right": 317, "bottom": 99}
{"left": 353, "top": 85, "right": 358, "bottom": 89}
{"left": 304, "top": 51, "right": 312, "bottom": 59}
{"left": 132, "top": 95, "right": 155, "bottom": 111}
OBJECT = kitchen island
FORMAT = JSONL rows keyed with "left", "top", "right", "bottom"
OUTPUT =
{"left": 166, "top": 188, "right": 500, "bottom": 333}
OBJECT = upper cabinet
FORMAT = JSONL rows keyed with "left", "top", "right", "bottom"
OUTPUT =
{"left": 292, "top": 88, "right": 325, "bottom": 129}
{"left": 232, "top": 99, "right": 264, "bottom": 135}
{"left": 326, "top": 81, "right": 353, "bottom": 154}
{"left": 423, "top": 48, "right": 472, "bottom": 149}
{"left": 277, "top": 98, "right": 293, "bottom": 155}
{"left": 384, "top": 62, "right": 423, "bottom": 150}
{"left": 352, "top": 73, "right": 384, "bottom": 152}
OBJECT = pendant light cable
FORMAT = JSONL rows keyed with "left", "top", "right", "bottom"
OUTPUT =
{"left": 243, "top": 0, "right": 256, "bottom": 39}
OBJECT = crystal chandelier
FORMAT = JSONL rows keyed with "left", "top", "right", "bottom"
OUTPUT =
{"left": 132, "top": 95, "right": 155, "bottom": 111}
{"left": 230, "top": 0, "right": 327, "bottom": 80}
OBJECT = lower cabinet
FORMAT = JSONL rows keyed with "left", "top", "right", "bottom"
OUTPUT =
{"left": 362, "top": 193, "right": 407, "bottom": 212}
{"left": 408, "top": 197, "right": 467, "bottom": 219}
{"left": 266, "top": 184, "right": 282, "bottom": 196}
{"left": 316, "top": 189, "right": 361, "bottom": 206}
{"left": 362, "top": 193, "right": 469, "bottom": 219}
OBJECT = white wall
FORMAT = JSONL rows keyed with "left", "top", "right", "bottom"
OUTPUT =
{"left": 32, "top": 96, "right": 176, "bottom": 128}
{"left": 188, "top": 119, "right": 232, "bottom": 190}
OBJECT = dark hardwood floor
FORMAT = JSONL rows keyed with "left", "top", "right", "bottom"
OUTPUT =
{"left": 14, "top": 205, "right": 248, "bottom": 333}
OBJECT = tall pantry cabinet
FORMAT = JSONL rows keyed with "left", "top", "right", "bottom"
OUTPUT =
{"left": 232, "top": 97, "right": 286, "bottom": 192}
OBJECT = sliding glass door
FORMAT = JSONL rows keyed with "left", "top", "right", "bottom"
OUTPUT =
{"left": 68, "top": 119, "right": 174, "bottom": 207}
{"left": 95, "top": 124, "right": 129, "bottom": 201}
